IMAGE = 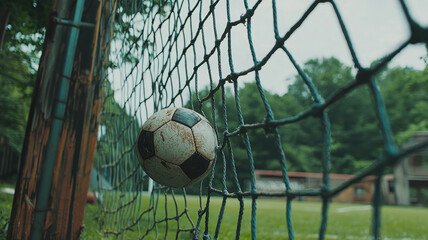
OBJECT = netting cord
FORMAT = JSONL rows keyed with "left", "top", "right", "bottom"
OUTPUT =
{"left": 94, "top": 0, "right": 428, "bottom": 238}
{"left": 319, "top": 113, "right": 331, "bottom": 240}
{"left": 225, "top": 0, "right": 260, "bottom": 239}
{"left": 213, "top": 197, "right": 227, "bottom": 239}
{"left": 372, "top": 171, "right": 383, "bottom": 240}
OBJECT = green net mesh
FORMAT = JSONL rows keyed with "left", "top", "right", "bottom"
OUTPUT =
{"left": 93, "top": 0, "right": 428, "bottom": 239}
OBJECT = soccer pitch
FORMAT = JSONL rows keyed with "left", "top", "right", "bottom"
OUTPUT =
{"left": 82, "top": 194, "right": 428, "bottom": 239}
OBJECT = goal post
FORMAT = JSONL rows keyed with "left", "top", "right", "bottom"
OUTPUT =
{"left": 8, "top": 0, "right": 114, "bottom": 239}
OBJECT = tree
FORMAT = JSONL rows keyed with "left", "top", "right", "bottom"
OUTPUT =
{"left": 380, "top": 65, "right": 428, "bottom": 145}
{"left": 0, "top": 0, "right": 51, "bottom": 68}
{"left": 0, "top": 56, "right": 31, "bottom": 152}
{"left": 186, "top": 56, "right": 428, "bottom": 190}
{"left": 0, "top": 0, "right": 52, "bottom": 177}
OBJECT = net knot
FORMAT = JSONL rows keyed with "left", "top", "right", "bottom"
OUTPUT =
{"left": 254, "top": 61, "right": 262, "bottom": 71}
{"left": 320, "top": 187, "right": 330, "bottom": 198}
{"left": 240, "top": 8, "right": 255, "bottom": 25}
{"left": 226, "top": 73, "right": 237, "bottom": 83}
{"left": 310, "top": 102, "right": 323, "bottom": 117}
{"left": 209, "top": 4, "right": 216, "bottom": 12}
{"left": 197, "top": 209, "right": 206, "bottom": 216}
{"left": 356, "top": 68, "right": 372, "bottom": 83}
{"left": 274, "top": 38, "right": 284, "bottom": 49}
{"left": 384, "top": 145, "right": 399, "bottom": 158}
{"left": 263, "top": 117, "right": 275, "bottom": 135}
{"left": 409, "top": 22, "right": 428, "bottom": 45}
{"left": 238, "top": 125, "right": 247, "bottom": 135}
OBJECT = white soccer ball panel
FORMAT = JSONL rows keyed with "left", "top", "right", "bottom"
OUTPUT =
{"left": 154, "top": 121, "right": 196, "bottom": 165}
{"left": 142, "top": 107, "right": 177, "bottom": 132}
{"left": 192, "top": 120, "right": 217, "bottom": 161}
{"left": 143, "top": 156, "right": 191, "bottom": 187}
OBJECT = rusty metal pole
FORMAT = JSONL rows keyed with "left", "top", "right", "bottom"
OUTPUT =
{"left": 29, "top": 0, "right": 87, "bottom": 238}
{"left": 8, "top": 0, "right": 105, "bottom": 239}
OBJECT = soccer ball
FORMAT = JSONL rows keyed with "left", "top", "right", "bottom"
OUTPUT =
{"left": 136, "top": 107, "right": 217, "bottom": 188}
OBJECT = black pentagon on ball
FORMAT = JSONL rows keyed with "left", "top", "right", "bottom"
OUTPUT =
{"left": 180, "top": 152, "right": 210, "bottom": 180}
{"left": 171, "top": 108, "right": 201, "bottom": 128}
{"left": 137, "top": 130, "right": 155, "bottom": 159}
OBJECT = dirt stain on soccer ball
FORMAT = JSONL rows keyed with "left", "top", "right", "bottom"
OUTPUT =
{"left": 160, "top": 131, "right": 165, "bottom": 141}
{"left": 161, "top": 161, "right": 170, "bottom": 169}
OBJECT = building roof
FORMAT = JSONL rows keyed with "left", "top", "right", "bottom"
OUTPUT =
{"left": 254, "top": 169, "right": 376, "bottom": 181}
{"left": 403, "top": 131, "right": 428, "bottom": 155}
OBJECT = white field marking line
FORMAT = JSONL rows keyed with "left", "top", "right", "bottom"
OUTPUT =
{"left": 0, "top": 187, "right": 15, "bottom": 195}
{"left": 260, "top": 204, "right": 372, "bottom": 213}
{"left": 335, "top": 205, "right": 372, "bottom": 213}
{"left": 298, "top": 233, "right": 416, "bottom": 240}
{"left": 258, "top": 204, "right": 321, "bottom": 212}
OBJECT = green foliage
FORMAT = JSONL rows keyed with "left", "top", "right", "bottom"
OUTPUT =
{"left": 1, "top": 0, "right": 51, "bottom": 70}
{"left": 81, "top": 204, "right": 104, "bottom": 239}
{"left": 380, "top": 66, "right": 428, "bottom": 145}
{"left": 112, "top": 0, "right": 169, "bottom": 66}
{"left": 95, "top": 81, "right": 142, "bottom": 191}
{"left": 0, "top": 0, "right": 51, "bottom": 172}
{"left": 188, "top": 57, "right": 427, "bottom": 190}
{"left": 0, "top": 182, "right": 14, "bottom": 239}
{"left": 0, "top": 53, "right": 33, "bottom": 152}
{"left": 0, "top": 209, "right": 9, "bottom": 240}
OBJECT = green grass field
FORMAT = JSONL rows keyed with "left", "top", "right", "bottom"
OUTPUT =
{"left": 82, "top": 193, "right": 428, "bottom": 240}
{"left": 1, "top": 181, "right": 427, "bottom": 239}
{"left": 0, "top": 181, "right": 14, "bottom": 239}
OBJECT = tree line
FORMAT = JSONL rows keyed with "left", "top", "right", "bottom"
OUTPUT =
{"left": 188, "top": 57, "right": 428, "bottom": 191}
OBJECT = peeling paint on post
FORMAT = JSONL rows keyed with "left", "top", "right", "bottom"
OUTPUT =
{"left": 7, "top": 0, "right": 113, "bottom": 239}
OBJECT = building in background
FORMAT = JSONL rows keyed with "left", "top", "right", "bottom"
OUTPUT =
{"left": 253, "top": 170, "right": 375, "bottom": 204}
{"left": 393, "top": 132, "right": 428, "bottom": 206}
{"left": 254, "top": 132, "right": 428, "bottom": 206}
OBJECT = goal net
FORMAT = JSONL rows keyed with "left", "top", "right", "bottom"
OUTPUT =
{"left": 92, "top": 0, "right": 428, "bottom": 239}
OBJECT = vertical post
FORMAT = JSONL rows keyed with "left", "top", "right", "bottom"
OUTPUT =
{"left": 30, "top": 1, "right": 87, "bottom": 238}
{"left": 148, "top": 178, "right": 154, "bottom": 195}
{"left": 8, "top": 0, "right": 106, "bottom": 239}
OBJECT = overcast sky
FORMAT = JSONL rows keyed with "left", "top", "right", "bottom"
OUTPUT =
{"left": 110, "top": 0, "right": 428, "bottom": 118}
{"left": 218, "top": 0, "right": 428, "bottom": 94}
